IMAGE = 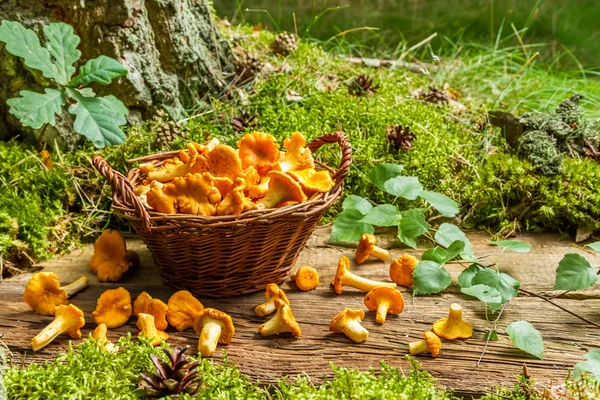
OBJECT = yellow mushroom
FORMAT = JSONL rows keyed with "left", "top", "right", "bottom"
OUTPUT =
{"left": 432, "top": 303, "right": 473, "bottom": 340}
{"left": 291, "top": 266, "right": 320, "bottom": 291}
{"left": 92, "top": 323, "right": 119, "bottom": 353}
{"left": 331, "top": 256, "right": 396, "bottom": 294}
{"left": 166, "top": 290, "right": 204, "bottom": 331}
{"left": 138, "top": 313, "right": 169, "bottom": 346}
{"left": 92, "top": 287, "right": 133, "bottom": 329}
{"left": 133, "top": 292, "right": 169, "bottom": 331}
{"left": 355, "top": 233, "right": 389, "bottom": 264}
{"left": 31, "top": 304, "right": 85, "bottom": 351}
{"left": 254, "top": 284, "right": 290, "bottom": 317}
{"left": 329, "top": 308, "right": 368, "bottom": 343}
{"left": 23, "top": 272, "right": 88, "bottom": 316}
{"left": 258, "top": 299, "right": 301, "bottom": 337}
{"left": 363, "top": 287, "right": 404, "bottom": 324}
{"left": 193, "top": 308, "right": 235, "bottom": 357}
{"left": 409, "top": 331, "right": 442, "bottom": 358}
{"left": 257, "top": 171, "right": 307, "bottom": 209}
{"left": 389, "top": 255, "right": 418, "bottom": 287}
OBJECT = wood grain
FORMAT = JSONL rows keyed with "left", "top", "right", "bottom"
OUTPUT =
{"left": 1, "top": 227, "right": 599, "bottom": 396}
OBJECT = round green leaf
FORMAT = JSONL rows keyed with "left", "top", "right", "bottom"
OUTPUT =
{"left": 554, "top": 253, "right": 598, "bottom": 291}
{"left": 397, "top": 209, "right": 430, "bottom": 249}
{"left": 461, "top": 284, "right": 502, "bottom": 312}
{"left": 471, "top": 268, "right": 520, "bottom": 303}
{"left": 360, "top": 204, "right": 401, "bottom": 226}
{"left": 413, "top": 261, "right": 452, "bottom": 295}
{"left": 342, "top": 195, "right": 373, "bottom": 215}
{"left": 574, "top": 350, "right": 600, "bottom": 379}
{"left": 506, "top": 321, "right": 545, "bottom": 360}
{"left": 384, "top": 176, "right": 423, "bottom": 200}
{"left": 586, "top": 242, "right": 600, "bottom": 253}
{"left": 419, "top": 190, "right": 458, "bottom": 218}
{"left": 434, "top": 223, "right": 474, "bottom": 255}
{"left": 369, "top": 163, "right": 404, "bottom": 189}
{"left": 330, "top": 208, "right": 374, "bottom": 243}
{"left": 458, "top": 264, "right": 484, "bottom": 289}
{"left": 488, "top": 240, "right": 532, "bottom": 253}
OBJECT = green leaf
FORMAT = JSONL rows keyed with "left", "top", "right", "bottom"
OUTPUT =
{"left": 586, "top": 242, "right": 600, "bottom": 253}
{"left": 69, "top": 55, "right": 127, "bottom": 86}
{"left": 397, "top": 209, "right": 430, "bottom": 249}
{"left": 66, "top": 88, "right": 127, "bottom": 148}
{"left": 434, "top": 223, "right": 474, "bottom": 254}
{"left": 472, "top": 268, "right": 520, "bottom": 303}
{"left": 330, "top": 208, "right": 374, "bottom": 243}
{"left": 6, "top": 89, "right": 65, "bottom": 129}
{"left": 574, "top": 350, "right": 600, "bottom": 379}
{"left": 360, "top": 204, "right": 401, "bottom": 227}
{"left": 413, "top": 261, "right": 452, "bottom": 295}
{"left": 419, "top": 191, "right": 458, "bottom": 218}
{"left": 506, "top": 321, "right": 544, "bottom": 359}
{"left": 444, "top": 240, "right": 466, "bottom": 262}
{"left": 461, "top": 284, "right": 502, "bottom": 312}
{"left": 342, "top": 195, "right": 372, "bottom": 215}
{"left": 488, "top": 240, "right": 531, "bottom": 253}
{"left": 43, "top": 23, "right": 81, "bottom": 84}
{"left": 421, "top": 247, "right": 447, "bottom": 264}
{"left": 384, "top": 176, "right": 423, "bottom": 200}
{"left": 483, "top": 330, "right": 499, "bottom": 341}
{"left": 554, "top": 253, "right": 598, "bottom": 291}
{"left": 458, "top": 264, "right": 483, "bottom": 288}
{"left": 369, "top": 163, "right": 403, "bottom": 189}
{"left": 0, "top": 20, "right": 60, "bottom": 83}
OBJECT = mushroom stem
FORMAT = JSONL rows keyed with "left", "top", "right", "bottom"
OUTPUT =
{"left": 408, "top": 339, "right": 429, "bottom": 355}
{"left": 448, "top": 303, "right": 463, "bottom": 323}
{"left": 371, "top": 246, "right": 389, "bottom": 262}
{"left": 31, "top": 318, "right": 67, "bottom": 352}
{"left": 345, "top": 272, "right": 396, "bottom": 292}
{"left": 375, "top": 301, "right": 390, "bottom": 324}
{"left": 62, "top": 276, "right": 89, "bottom": 297}
{"left": 259, "top": 314, "right": 284, "bottom": 336}
{"left": 255, "top": 299, "right": 277, "bottom": 317}
{"left": 342, "top": 319, "right": 369, "bottom": 343}
{"left": 199, "top": 321, "right": 222, "bottom": 357}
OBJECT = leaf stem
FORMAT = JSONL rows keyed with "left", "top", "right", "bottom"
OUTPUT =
{"left": 476, "top": 301, "right": 510, "bottom": 367}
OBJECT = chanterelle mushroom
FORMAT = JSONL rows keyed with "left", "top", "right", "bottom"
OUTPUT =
{"left": 92, "top": 287, "right": 133, "bottom": 329}
{"left": 329, "top": 308, "right": 368, "bottom": 343}
{"left": 257, "top": 171, "right": 307, "bottom": 209}
{"left": 206, "top": 144, "right": 243, "bottom": 181}
{"left": 90, "top": 230, "right": 137, "bottom": 282}
{"left": 364, "top": 287, "right": 405, "bottom": 324}
{"left": 238, "top": 132, "right": 280, "bottom": 176}
{"left": 355, "top": 233, "right": 389, "bottom": 264}
{"left": 31, "top": 304, "right": 85, "bottom": 352}
{"left": 277, "top": 132, "right": 315, "bottom": 172}
{"left": 166, "top": 290, "right": 204, "bottom": 331}
{"left": 193, "top": 308, "right": 235, "bottom": 357}
{"left": 409, "top": 331, "right": 442, "bottom": 358}
{"left": 389, "top": 255, "right": 418, "bottom": 287}
{"left": 134, "top": 292, "right": 169, "bottom": 331}
{"left": 247, "top": 176, "right": 269, "bottom": 199}
{"left": 146, "top": 172, "right": 221, "bottom": 215}
{"left": 23, "top": 272, "right": 88, "bottom": 316}
{"left": 254, "top": 284, "right": 290, "bottom": 317}
{"left": 432, "top": 303, "right": 473, "bottom": 340}
{"left": 291, "top": 266, "right": 320, "bottom": 291}
{"left": 258, "top": 299, "right": 301, "bottom": 337}
{"left": 142, "top": 143, "right": 209, "bottom": 182}
{"left": 138, "top": 313, "right": 169, "bottom": 346}
{"left": 92, "top": 323, "right": 119, "bottom": 353}
{"left": 288, "top": 168, "right": 333, "bottom": 194}
{"left": 332, "top": 256, "right": 396, "bottom": 294}
{"left": 216, "top": 177, "right": 257, "bottom": 216}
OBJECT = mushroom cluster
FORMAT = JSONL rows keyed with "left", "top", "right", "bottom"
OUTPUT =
{"left": 135, "top": 132, "right": 334, "bottom": 216}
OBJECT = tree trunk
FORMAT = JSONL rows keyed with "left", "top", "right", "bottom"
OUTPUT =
{"left": 0, "top": 0, "right": 233, "bottom": 146}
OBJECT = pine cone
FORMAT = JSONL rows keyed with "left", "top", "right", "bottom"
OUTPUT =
{"left": 421, "top": 87, "right": 448, "bottom": 104}
{"left": 348, "top": 74, "right": 378, "bottom": 96}
{"left": 139, "top": 347, "right": 200, "bottom": 398}
{"left": 271, "top": 32, "right": 299, "bottom": 56}
{"left": 231, "top": 110, "right": 258, "bottom": 133}
{"left": 386, "top": 124, "right": 416, "bottom": 152}
{"left": 155, "top": 120, "right": 187, "bottom": 150}
{"left": 234, "top": 48, "right": 264, "bottom": 83}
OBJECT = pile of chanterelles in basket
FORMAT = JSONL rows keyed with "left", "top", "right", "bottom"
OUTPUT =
{"left": 134, "top": 132, "right": 334, "bottom": 216}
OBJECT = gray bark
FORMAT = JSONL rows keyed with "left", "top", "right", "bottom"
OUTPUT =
{"left": 0, "top": 0, "right": 233, "bottom": 145}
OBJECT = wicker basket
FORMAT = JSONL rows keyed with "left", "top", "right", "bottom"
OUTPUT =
{"left": 92, "top": 131, "right": 352, "bottom": 297}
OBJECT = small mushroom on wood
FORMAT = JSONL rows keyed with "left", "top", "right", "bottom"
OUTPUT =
{"left": 329, "top": 308, "right": 368, "bottom": 343}
{"left": 291, "top": 266, "right": 320, "bottom": 291}
{"left": 92, "top": 287, "right": 133, "bottom": 329}
{"left": 355, "top": 234, "right": 389, "bottom": 264}
{"left": 432, "top": 303, "right": 473, "bottom": 340}
{"left": 258, "top": 299, "right": 301, "bottom": 337}
{"left": 92, "top": 323, "right": 119, "bottom": 353}
{"left": 193, "top": 308, "right": 235, "bottom": 357}
{"left": 166, "top": 290, "right": 204, "bottom": 331}
{"left": 31, "top": 304, "right": 85, "bottom": 351}
{"left": 364, "top": 287, "right": 404, "bottom": 323}
{"left": 389, "top": 255, "right": 418, "bottom": 287}
{"left": 90, "top": 230, "right": 139, "bottom": 282}
{"left": 23, "top": 272, "right": 88, "bottom": 316}
{"left": 254, "top": 284, "right": 290, "bottom": 317}
{"left": 409, "top": 331, "right": 442, "bottom": 358}
{"left": 133, "top": 292, "right": 169, "bottom": 331}
{"left": 331, "top": 256, "right": 396, "bottom": 294}
{"left": 138, "top": 313, "right": 169, "bottom": 346}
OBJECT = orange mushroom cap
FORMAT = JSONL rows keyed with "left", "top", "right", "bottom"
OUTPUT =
{"left": 89, "top": 230, "right": 130, "bottom": 282}
{"left": 355, "top": 233, "right": 389, "bottom": 264}
{"left": 23, "top": 272, "right": 88, "bottom": 316}
{"left": 409, "top": 331, "right": 442, "bottom": 358}
{"left": 206, "top": 144, "right": 243, "bottom": 181}
{"left": 133, "top": 291, "right": 169, "bottom": 331}
{"left": 146, "top": 172, "right": 221, "bottom": 215}
{"left": 257, "top": 171, "right": 307, "bottom": 209}
{"left": 238, "top": 132, "right": 280, "bottom": 176}
{"left": 138, "top": 313, "right": 169, "bottom": 346}
{"left": 193, "top": 308, "right": 235, "bottom": 357}
{"left": 258, "top": 299, "right": 301, "bottom": 337}
{"left": 329, "top": 308, "right": 368, "bottom": 343}
{"left": 213, "top": 176, "right": 233, "bottom": 198}
{"left": 31, "top": 304, "right": 85, "bottom": 352}
{"left": 254, "top": 284, "right": 290, "bottom": 317}
{"left": 247, "top": 176, "right": 270, "bottom": 199}
{"left": 142, "top": 144, "right": 209, "bottom": 183}
{"left": 389, "top": 255, "right": 418, "bottom": 287}
{"left": 92, "top": 287, "right": 133, "bottom": 329}
{"left": 288, "top": 168, "right": 333, "bottom": 193}
{"left": 292, "top": 266, "right": 320, "bottom": 291}
{"left": 241, "top": 165, "right": 261, "bottom": 187}
{"left": 216, "top": 177, "right": 257, "bottom": 216}
{"left": 432, "top": 303, "right": 473, "bottom": 340}
{"left": 364, "top": 287, "right": 405, "bottom": 323}
{"left": 277, "top": 132, "right": 315, "bottom": 173}
{"left": 166, "top": 290, "right": 204, "bottom": 331}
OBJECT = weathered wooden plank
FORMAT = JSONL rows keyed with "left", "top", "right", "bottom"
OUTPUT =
{"left": 0, "top": 227, "right": 599, "bottom": 397}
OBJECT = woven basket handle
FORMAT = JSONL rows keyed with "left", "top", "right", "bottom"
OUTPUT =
{"left": 92, "top": 156, "right": 153, "bottom": 233}
{"left": 307, "top": 130, "right": 352, "bottom": 192}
